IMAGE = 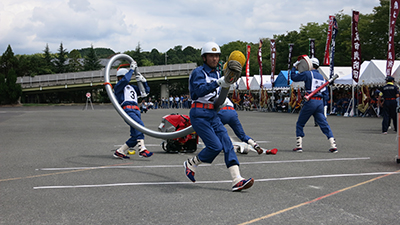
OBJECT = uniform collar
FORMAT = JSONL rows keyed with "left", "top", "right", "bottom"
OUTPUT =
{"left": 387, "top": 82, "right": 394, "bottom": 85}
{"left": 203, "top": 63, "right": 217, "bottom": 73}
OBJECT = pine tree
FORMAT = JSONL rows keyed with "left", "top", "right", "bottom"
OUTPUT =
{"left": 54, "top": 42, "right": 68, "bottom": 73}
{"left": 43, "top": 43, "right": 54, "bottom": 73}
{"left": 83, "top": 44, "right": 101, "bottom": 71}
{"left": 0, "top": 45, "right": 19, "bottom": 78}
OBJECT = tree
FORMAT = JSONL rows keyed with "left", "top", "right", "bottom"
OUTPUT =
{"left": 43, "top": 43, "right": 54, "bottom": 73}
{"left": 83, "top": 44, "right": 102, "bottom": 71}
{"left": 125, "top": 42, "right": 145, "bottom": 66}
{"left": 69, "top": 49, "right": 83, "bottom": 72}
{"left": 0, "top": 45, "right": 19, "bottom": 78}
{"left": 54, "top": 42, "right": 68, "bottom": 73}
{"left": 0, "top": 73, "right": 6, "bottom": 103}
{"left": 148, "top": 48, "right": 162, "bottom": 65}
{"left": 4, "top": 68, "right": 22, "bottom": 104}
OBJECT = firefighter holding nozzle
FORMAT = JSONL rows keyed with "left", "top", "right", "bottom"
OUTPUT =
{"left": 290, "top": 57, "right": 338, "bottom": 153}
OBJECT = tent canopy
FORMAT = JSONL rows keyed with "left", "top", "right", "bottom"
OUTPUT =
{"left": 318, "top": 66, "right": 352, "bottom": 81}
{"left": 236, "top": 76, "right": 252, "bottom": 91}
{"left": 359, "top": 60, "right": 400, "bottom": 85}
{"left": 274, "top": 71, "right": 291, "bottom": 87}
{"left": 274, "top": 70, "right": 301, "bottom": 87}
{"left": 250, "top": 75, "right": 272, "bottom": 90}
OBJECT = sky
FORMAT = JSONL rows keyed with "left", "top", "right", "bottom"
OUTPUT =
{"left": 0, "top": 0, "right": 382, "bottom": 55}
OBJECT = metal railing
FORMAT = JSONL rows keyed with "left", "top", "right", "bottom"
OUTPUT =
{"left": 17, "top": 63, "right": 197, "bottom": 89}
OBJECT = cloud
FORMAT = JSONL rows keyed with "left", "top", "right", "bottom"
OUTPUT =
{"left": 0, "top": 0, "right": 381, "bottom": 55}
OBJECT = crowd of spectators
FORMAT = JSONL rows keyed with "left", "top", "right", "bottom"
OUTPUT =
{"left": 227, "top": 87, "right": 395, "bottom": 118}
{"left": 138, "top": 86, "right": 397, "bottom": 119}
{"left": 138, "top": 94, "right": 193, "bottom": 112}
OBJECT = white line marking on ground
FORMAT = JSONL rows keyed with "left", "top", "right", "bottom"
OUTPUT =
{"left": 33, "top": 171, "right": 400, "bottom": 190}
{"left": 36, "top": 157, "right": 370, "bottom": 171}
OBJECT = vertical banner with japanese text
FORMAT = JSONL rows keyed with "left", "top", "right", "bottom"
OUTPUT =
{"left": 323, "top": 16, "right": 335, "bottom": 65}
{"left": 309, "top": 39, "right": 315, "bottom": 58}
{"left": 257, "top": 40, "right": 263, "bottom": 87}
{"left": 246, "top": 45, "right": 251, "bottom": 90}
{"left": 352, "top": 10, "right": 361, "bottom": 83}
{"left": 386, "top": 0, "right": 400, "bottom": 76}
{"left": 287, "top": 43, "right": 294, "bottom": 85}
{"left": 329, "top": 17, "right": 338, "bottom": 79}
{"left": 270, "top": 39, "right": 276, "bottom": 86}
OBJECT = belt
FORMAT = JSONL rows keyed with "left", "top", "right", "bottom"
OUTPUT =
{"left": 220, "top": 106, "right": 234, "bottom": 110}
{"left": 191, "top": 103, "right": 214, "bottom": 109}
{"left": 310, "top": 97, "right": 322, "bottom": 100}
{"left": 123, "top": 105, "right": 140, "bottom": 110}
{"left": 385, "top": 98, "right": 396, "bottom": 100}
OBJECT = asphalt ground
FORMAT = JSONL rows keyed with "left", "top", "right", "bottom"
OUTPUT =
{"left": 1, "top": 104, "right": 399, "bottom": 225}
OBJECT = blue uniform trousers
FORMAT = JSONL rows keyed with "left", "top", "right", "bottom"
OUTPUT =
{"left": 382, "top": 100, "right": 397, "bottom": 132}
{"left": 218, "top": 109, "right": 251, "bottom": 143}
{"left": 190, "top": 107, "right": 239, "bottom": 168}
{"left": 296, "top": 99, "right": 334, "bottom": 139}
{"left": 124, "top": 108, "right": 145, "bottom": 147}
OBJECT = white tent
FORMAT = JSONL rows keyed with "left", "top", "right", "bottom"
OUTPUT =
{"left": 359, "top": 60, "right": 400, "bottom": 85}
{"left": 237, "top": 76, "right": 252, "bottom": 91}
{"left": 334, "top": 61, "right": 370, "bottom": 86}
{"left": 250, "top": 75, "right": 272, "bottom": 90}
{"left": 335, "top": 73, "right": 355, "bottom": 85}
{"left": 318, "top": 66, "right": 352, "bottom": 81}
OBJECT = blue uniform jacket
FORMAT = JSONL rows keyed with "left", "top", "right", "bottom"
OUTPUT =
{"left": 114, "top": 69, "right": 150, "bottom": 107}
{"left": 291, "top": 67, "right": 329, "bottom": 101}
{"left": 189, "top": 63, "right": 220, "bottom": 101}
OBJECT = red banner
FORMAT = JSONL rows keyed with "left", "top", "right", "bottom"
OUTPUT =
{"left": 386, "top": 0, "right": 400, "bottom": 76}
{"left": 270, "top": 39, "right": 276, "bottom": 85}
{"left": 246, "top": 45, "right": 251, "bottom": 90}
{"left": 352, "top": 10, "right": 361, "bottom": 83}
{"left": 257, "top": 40, "right": 263, "bottom": 87}
{"left": 323, "top": 16, "right": 335, "bottom": 65}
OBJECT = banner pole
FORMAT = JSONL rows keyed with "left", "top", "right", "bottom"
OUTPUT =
{"left": 397, "top": 106, "right": 400, "bottom": 163}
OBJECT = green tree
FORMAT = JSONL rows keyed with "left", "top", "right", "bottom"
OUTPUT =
{"left": 54, "top": 42, "right": 68, "bottom": 73}
{"left": 148, "top": 48, "right": 162, "bottom": 65}
{"left": 182, "top": 46, "right": 201, "bottom": 64}
{"left": 69, "top": 49, "right": 83, "bottom": 72}
{"left": 4, "top": 68, "right": 22, "bottom": 104}
{"left": 0, "top": 73, "right": 6, "bottom": 103}
{"left": 125, "top": 42, "right": 144, "bottom": 66}
{"left": 43, "top": 43, "right": 54, "bottom": 73}
{"left": 83, "top": 44, "right": 102, "bottom": 71}
{"left": 0, "top": 45, "right": 19, "bottom": 77}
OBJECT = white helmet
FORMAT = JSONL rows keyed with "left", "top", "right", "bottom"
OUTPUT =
{"left": 310, "top": 57, "right": 319, "bottom": 67}
{"left": 117, "top": 68, "right": 128, "bottom": 77}
{"left": 201, "top": 42, "right": 221, "bottom": 56}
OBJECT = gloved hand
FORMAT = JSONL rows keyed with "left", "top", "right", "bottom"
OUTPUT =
{"left": 224, "top": 60, "right": 242, "bottom": 84}
{"left": 130, "top": 60, "right": 137, "bottom": 71}
{"left": 135, "top": 72, "right": 147, "bottom": 83}
{"left": 217, "top": 76, "right": 231, "bottom": 88}
{"left": 293, "top": 60, "right": 300, "bottom": 68}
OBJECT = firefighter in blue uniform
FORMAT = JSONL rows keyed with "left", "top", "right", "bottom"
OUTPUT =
{"left": 218, "top": 98, "right": 278, "bottom": 155}
{"left": 113, "top": 62, "right": 153, "bottom": 159}
{"left": 290, "top": 57, "right": 337, "bottom": 153}
{"left": 379, "top": 76, "right": 399, "bottom": 134}
{"left": 183, "top": 42, "right": 254, "bottom": 192}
